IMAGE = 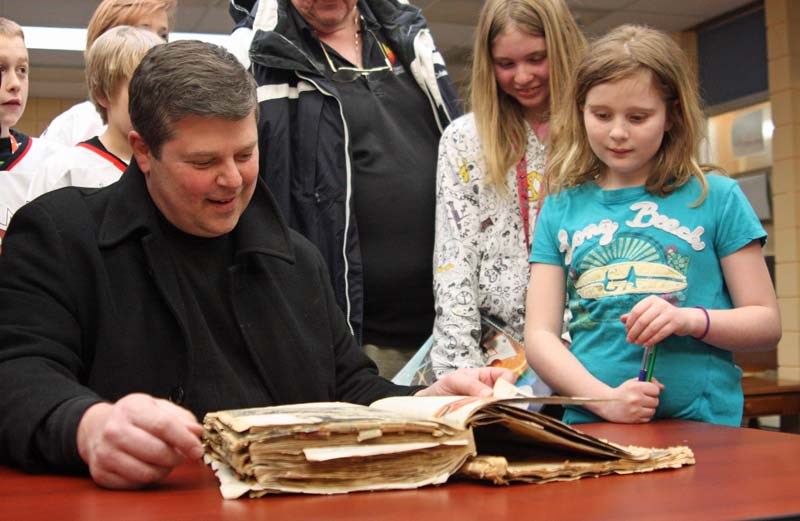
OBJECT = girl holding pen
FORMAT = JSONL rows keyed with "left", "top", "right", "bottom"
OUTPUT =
{"left": 524, "top": 24, "right": 781, "bottom": 426}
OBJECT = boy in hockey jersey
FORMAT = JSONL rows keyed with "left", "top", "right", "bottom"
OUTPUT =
{"left": 0, "top": 18, "right": 66, "bottom": 249}
{"left": 28, "top": 26, "right": 163, "bottom": 199}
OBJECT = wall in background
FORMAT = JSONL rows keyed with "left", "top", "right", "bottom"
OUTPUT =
{"left": 15, "top": 97, "right": 86, "bottom": 137}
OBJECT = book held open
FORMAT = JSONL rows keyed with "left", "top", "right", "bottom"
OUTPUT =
{"left": 203, "top": 380, "right": 694, "bottom": 497}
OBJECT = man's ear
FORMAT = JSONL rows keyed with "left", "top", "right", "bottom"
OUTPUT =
{"left": 129, "top": 130, "right": 152, "bottom": 176}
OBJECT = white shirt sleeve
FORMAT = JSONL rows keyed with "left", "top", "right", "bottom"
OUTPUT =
{"left": 40, "top": 101, "right": 106, "bottom": 147}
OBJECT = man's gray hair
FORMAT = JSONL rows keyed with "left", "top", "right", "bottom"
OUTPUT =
{"left": 129, "top": 39, "right": 258, "bottom": 157}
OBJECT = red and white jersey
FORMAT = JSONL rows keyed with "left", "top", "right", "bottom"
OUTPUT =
{"left": 0, "top": 132, "right": 68, "bottom": 242}
{"left": 27, "top": 136, "right": 127, "bottom": 203}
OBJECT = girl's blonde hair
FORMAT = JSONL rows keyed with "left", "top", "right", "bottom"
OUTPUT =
{"left": 470, "top": 0, "right": 585, "bottom": 190}
{"left": 86, "top": 25, "right": 164, "bottom": 124}
{"left": 547, "top": 24, "right": 715, "bottom": 204}
{"left": 86, "top": 0, "right": 176, "bottom": 53}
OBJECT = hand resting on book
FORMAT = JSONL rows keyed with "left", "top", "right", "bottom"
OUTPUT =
{"left": 75, "top": 368, "right": 514, "bottom": 490}
{"left": 76, "top": 393, "right": 204, "bottom": 490}
{"left": 415, "top": 367, "right": 516, "bottom": 398}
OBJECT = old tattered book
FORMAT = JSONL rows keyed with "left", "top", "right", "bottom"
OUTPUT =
{"left": 203, "top": 381, "right": 694, "bottom": 497}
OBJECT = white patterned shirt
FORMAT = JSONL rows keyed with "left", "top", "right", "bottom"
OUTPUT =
{"left": 431, "top": 113, "right": 546, "bottom": 377}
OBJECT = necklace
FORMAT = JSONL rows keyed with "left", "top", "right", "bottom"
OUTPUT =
{"left": 315, "top": 7, "right": 361, "bottom": 67}
{"left": 353, "top": 8, "right": 360, "bottom": 56}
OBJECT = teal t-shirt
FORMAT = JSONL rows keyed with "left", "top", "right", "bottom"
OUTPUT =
{"left": 530, "top": 175, "right": 766, "bottom": 426}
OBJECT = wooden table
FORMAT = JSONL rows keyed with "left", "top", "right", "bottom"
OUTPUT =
{"left": 2, "top": 420, "right": 799, "bottom": 521}
{"left": 742, "top": 375, "right": 800, "bottom": 432}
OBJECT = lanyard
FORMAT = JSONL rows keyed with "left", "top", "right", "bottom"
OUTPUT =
{"left": 515, "top": 156, "right": 531, "bottom": 251}
{"left": 515, "top": 154, "right": 549, "bottom": 252}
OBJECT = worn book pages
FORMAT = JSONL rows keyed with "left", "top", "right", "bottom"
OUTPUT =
{"left": 204, "top": 402, "right": 475, "bottom": 497}
{"left": 460, "top": 445, "right": 697, "bottom": 484}
{"left": 203, "top": 380, "right": 695, "bottom": 497}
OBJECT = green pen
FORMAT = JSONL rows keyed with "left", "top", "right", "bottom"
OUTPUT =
{"left": 645, "top": 344, "right": 658, "bottom": 381}
{"left": 638, "top": 344, "right": 658, "bottom": 382}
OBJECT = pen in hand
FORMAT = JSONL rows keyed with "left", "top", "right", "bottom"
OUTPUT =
{"left": 638, "top": 345, "right": 657, "bottom": 382}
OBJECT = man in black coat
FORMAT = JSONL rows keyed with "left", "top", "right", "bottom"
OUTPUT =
{"left": 0, "top": 41, "right": 509, "bottom": 490}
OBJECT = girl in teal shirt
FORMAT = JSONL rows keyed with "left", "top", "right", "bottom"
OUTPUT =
{"left": 525, "top": 25, "right": 781, "bottom": 426}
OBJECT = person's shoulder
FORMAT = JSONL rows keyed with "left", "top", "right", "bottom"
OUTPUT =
{"left": 5, "top": 135, "right": 69, "bottom": 176}
{"left": 41, "top": 102, "right": 86, "bottom": 129}
{"left": 548, "top": 182, "right": 595, "bottom": 203}
{"left": 682, "top": 172, "right": 738, "bottom": 202}
{"left": 703, "top": 172, "right": 737, "bottom": 190}
{"left": 440, "top": 113, "right": 479, "bottom": 147}
{"left": 40, "top": 101, "right": 104, "bottom": 146}
{"left": 36, "top": 143, "right": 113, "bottom": 192}
{"left": 284, "top": 228, "right": 333, "bottom": 276}
{"left": 5, "top": 185, "right": 113, "bottom": 268}
{"left": 537, "top": 184, "right": 593, "bottom": 222}
{"left": 36, "top": 142, "right": 85, "bottom": 171}
{"left": 64, "top": 141, "right": 118, "bottom": 169}
{"left": 30, "top": 135, "right": 70, "bottom": 154}
{"left": 53, "top": 101, "right": 98, "bottom": 121}
{"left": 26, "top": 145, "right": 79, "bottom": 199}
{"left": 12, "top": 183, "right": 106, "bottom": 244}
{"left": 287, "top": 228, "right": 319, "bottom": 257}
{"left": 27, "top": 182, "right": 105, "bottom": 211}
{"left": 443, "top": 112, "right": 477, "bottom": 136}
{"left": 31, "top": 153, "right": 118, "bottom": 205}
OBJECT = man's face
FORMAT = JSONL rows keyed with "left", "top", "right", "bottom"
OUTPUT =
{"left": 290, "top": 0, "right": 357, "bottom": 32}
{"left": 0, "top": 35, "right": 29, "bottom": 135}
{"left": 132, "top": 114, "right": 259, "bottom": 237}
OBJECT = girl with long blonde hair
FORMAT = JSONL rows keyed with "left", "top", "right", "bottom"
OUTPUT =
{"left": 430, "top": 0, "right": 584, "bottom": 379}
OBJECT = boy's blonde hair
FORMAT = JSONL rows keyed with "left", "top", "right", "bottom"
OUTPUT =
{"left": 86, "top": 25, "right": 163, "bottom": 124}
{"left": 547, "top": 24, "right": 714, "bottom": 204}
{"left": 470, "top": 0, "right": 585, "bottom": 191}
{"left": 0, "top": 18, "right": 24, "bottom": 40}
{"left": 86, "top": 0, "right": 176, "bottom": 52}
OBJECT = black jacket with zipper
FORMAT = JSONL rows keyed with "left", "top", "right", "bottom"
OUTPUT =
{"left": 230, "top": 0, "right": 462, "bottom": 342}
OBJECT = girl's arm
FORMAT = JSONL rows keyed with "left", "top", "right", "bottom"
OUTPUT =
{"left": 525, "top": 263, "right": 662, "bottom": 423}
{"left": 430, "top": 126, "right": 485, "bottom": 377}
{"left": 624, "top": 240, "right": 781, "bottom": 351}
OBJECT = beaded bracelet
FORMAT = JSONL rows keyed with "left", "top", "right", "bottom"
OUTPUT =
{"left": 694, "top": 305, "right": 710, "bottom": 340}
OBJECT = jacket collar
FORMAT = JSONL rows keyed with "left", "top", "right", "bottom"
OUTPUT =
{"left": 96, "top": 159, "right": 295, "bottom": 263}
{"left": 229, "top": 0, "right": 256, "bottom": 26}
{"left": 249, "top": 0, "right": 424, "bottom": 73}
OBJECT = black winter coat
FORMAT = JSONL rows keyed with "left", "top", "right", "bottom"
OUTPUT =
{"left": 0, "top": 163, "right": 413, "bottom": 473}
{"left": 232, "top": 0, "right": 463, "bottom": 342}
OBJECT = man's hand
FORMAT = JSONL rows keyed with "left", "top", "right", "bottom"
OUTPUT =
{"left": 416, "top": 367, "right": 516, "bottom": 398}
{"left": 76, "top": 393, "right": 204, "bottom": 489}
